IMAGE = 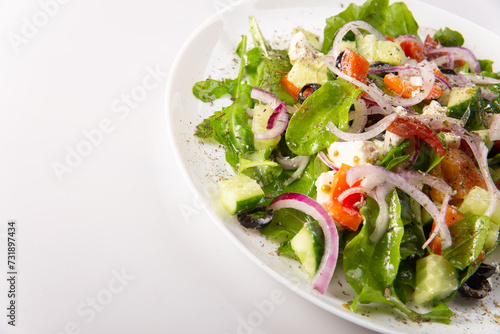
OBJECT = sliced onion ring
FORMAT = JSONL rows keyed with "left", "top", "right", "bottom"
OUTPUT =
{"left": 317, "top": 151, "right": 339, "bottom": 171}
{"left": 398, "top": 170, "right": 453, "bottom": 249}
{"left": 268, "top": 193, "right": 339, "bottom": 294}
{"left": 345, "top": 165, "right": 445, "bottom": 247}
{"left": 253, "top": 102, "right": 289, "bottom": 140}
{"left": 251, "top": 87, "right": 281, "bottom": 109}
{"left": 326, "top": 113, "right": 397, "bottom": 142}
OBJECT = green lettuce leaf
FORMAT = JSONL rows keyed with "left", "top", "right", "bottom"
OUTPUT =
{"left": 285, "top": 80, "right": 361, "bottom": 156}
{"left": 433, "top": 27, "right": 464, "bottom": 47}
{"left": 321, "top": 0, "right": 419, "bottom": 54}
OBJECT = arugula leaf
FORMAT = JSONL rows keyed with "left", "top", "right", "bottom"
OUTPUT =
{"left": 239, "top": 149, "right": 283, "bottom": 187}
{"left": 262, "top": 154, "right": 329, "bottom": 204}
{"left": 260, "top": 208, "right": 313, "bottom": 243}
{"left": 344, "top": 190, "right": 404, "bottom": 294}
{"left": 351, "top": 285, "right": 454, "bottom": 324}
{"left": 479, "top": 59, "right": 494, "bottom": 72}
{"left": 433, "top": 27, "right": 465, "bottom": 47}
{"left": 344, "top": 190, "right": 452, "bottom": 323}
{"left": 192, "top": 78, "right": 237, "bottom": 102}
{"left": 285, "top": 80, "right": 361, "bottom": 156}
{"left": 194, "top": 36, "right": 255, "bottom": 169}
{"left": 443, "top": 215, "right": 491, "bottom": 270}
{"left": 321, "top": 0, "right": 419, "bottom": 54}
{"left": 247, "top": 16, "right": 295, "bottom": 105}
{"left": 379, "top": 140, "right": 410, "bottom": 170}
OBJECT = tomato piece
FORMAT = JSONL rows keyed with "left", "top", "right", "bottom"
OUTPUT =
{"left": 331, "top": 164, "right": 364, "bottom": 206}
{"left": 323, "top": 164, "right": 364, "bottom": 231}
{"left": 280, "top": 73, "right": 300, "bottom": 100}
{"left": 386, "top": 117, "right": 446, "bottom": 157}
{"left": 338, "top": 48, "right": 370, "bottom": 84}
{"left": 383, "top": 73, "right": 444, "bottom": 100}
{"left": 429, "top": 148, "right": 487, "bottom": 204}
{"left": 399, "top": 39, "right": 425, "bottom": 62}
{"left": 428, "top": 205, "right": 465, "bottom": 255}
{"left": 424, "top": 34, "right": 439, "bottom": 50}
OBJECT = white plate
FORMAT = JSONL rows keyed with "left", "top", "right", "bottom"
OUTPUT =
{"left": 165, "top": 0, "right": 500, "bottom": 333}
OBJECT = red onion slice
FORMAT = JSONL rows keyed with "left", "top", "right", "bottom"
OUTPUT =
{"left": 317, "top": 151, "right": 339, "bottom": 171}
{"left": 326, "top": 113, "right": 398, "bottom": 142}
{"left": 325, "top": 57, "right": 435, "bottom": 109}
{"left": 284, "top": 156, "right": 310, "bottom": 186}
{"left": 469, "top": 75, "right": 500, "bottom": 86}
{"left": 398, "top": 170, "right": 453, "bottom": 249}
{"left": 329, "top": 20, "right": 386, "bottom": 58}
{"left": 345, "top": 165, "right": 445, "bottom": 246}
{"left": 276, "top": 154, "right": 308, "bottom": 170}
{"left": 253, "top": 102, "right": 289, "bottom": 140}
{"left": 426, "top": 46, "right": 481, "bottom": 73}
{"left": 268, "top": 193, "right": 339, "bottom": 294}
{"left": 251, "top": 87, "right": 282, "bottom": 109}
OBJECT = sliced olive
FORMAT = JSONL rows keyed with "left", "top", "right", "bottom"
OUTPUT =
{"left": 298, "top": 83, "right": 322, "bottom": 104}
{"left": 438, "top": 67, "right": 456, "bottom": 75}
{"left": 458, "top": 263, "right": 496, "bottom": 299}
{"left": 335, "top": 51, "right": 345, "bottom": 68}
{"left": 459, "top": 277, "right": 492, "bottom": 299}
{"left": 237, "top": 206, "right": 274, "bottom": 229}
{"left": 474, "top": 263, "right": 496, "bottom": 279}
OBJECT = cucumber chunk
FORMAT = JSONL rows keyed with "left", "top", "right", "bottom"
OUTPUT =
{"left": 414, "top": 254, "right": 458, "bottom": 305}
{"left": 459, "top": 186, "right": 499, "bottom": 251}
{"left": 218, "top": 174, "right": 265, "bottom": 215}
{"left": 355, "top": 34, "right": 406, "bottom": 65}
{"left": 290, "top": 222, "right": 325, "bottom": 278}
{"left": 447, "top": 86, "right": 484, "bottom": 130}
{"left": 252, "top": 104, "right": 281, "bottom": 150}
{"left": 459, "top": 186, "right": 500, "bottom": 224}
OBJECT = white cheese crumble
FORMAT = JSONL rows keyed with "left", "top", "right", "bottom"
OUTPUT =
{"left": 326, "top": 140, "right": 379, "bottom": 169}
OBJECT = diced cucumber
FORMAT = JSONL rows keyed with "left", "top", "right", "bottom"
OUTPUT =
{"left": 291, "top": 27, "right": 321, "bottom": 51}
{"left": 413, "top": 254, "right": 458, "bottom": 305}
{"left": 339, "top": 41, "right": 356, "bottom": 53}
{"left": 290, "top": 222, "right": 325, "bottom": 278}
{"left": 459, "top": 186, "right": 500, "bottom": 250}
{"left": 459, "top": 186, "right": 500, "bottom": 224}
{"left": 218, "top": 174, "right": 265, "bottom": 215}
{"left": 287, "top": 57, "right": 328, "bottom": 90}
{"left": 252, "top": 104, "right": 281, "bottom": 150}
{"left": 446, "top": 86, "right": 484, "bottom": 130}
{"left": 355, "top": 34, "right": 406, "bottom": 65}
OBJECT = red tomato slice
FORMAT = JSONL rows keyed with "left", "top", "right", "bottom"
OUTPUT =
{"left": 428, "top": 205, "right": 465, "bottom": 255}
{"left": 386, "top": 117, "right": 446, "bottom": 157}
{"left": 324, "top": 164, "right": 364, "bottom": 231}
{"left": 399, "top": 39, "right": 426, "bottom": 62}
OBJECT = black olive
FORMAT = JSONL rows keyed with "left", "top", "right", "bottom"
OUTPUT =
{"left": 458, "top": 263, "right": 497, "bottom": 299}
{"left": 335, "top": 51, "right": 345, "bottom": 68}
{"left": 474, "top": 263, "right": 496, "bottom": 279}
{"left": 459, "top": 277, "right": 492, "bottom": 299}
{"left": 438, "top": 67, "right": 456, "bottom": 75}
{"left": 370, "top": 61, "right": 393, "bottom": 69}
{"left": 298, "top": 83, "right": 322, "bottom": 104}
{"left": 237, "top": 206, "right": 274, "bottom": 229}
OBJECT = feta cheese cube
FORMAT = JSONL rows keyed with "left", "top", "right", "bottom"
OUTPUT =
{"left": 326, "top": 140, "right": 379, "bottom": 168}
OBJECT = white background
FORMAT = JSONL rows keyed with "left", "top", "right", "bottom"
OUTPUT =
{"left": 0, "top": 0, "right": 499, "bottom": 333}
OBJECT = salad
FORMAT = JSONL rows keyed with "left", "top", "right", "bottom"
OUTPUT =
{"left": 192, "top": 0, "right": 500, "bottom": 324}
